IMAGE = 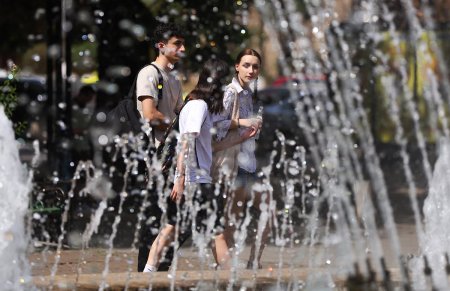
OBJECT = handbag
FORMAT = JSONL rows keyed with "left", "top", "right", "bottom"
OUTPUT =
{"left": 211, "top": 85, "right": 241, "bottom": 183}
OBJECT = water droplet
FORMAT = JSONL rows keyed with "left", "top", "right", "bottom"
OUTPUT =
{"left": 288, "top": 166, "right": 300, "bottom": 176}
{"left": 52, "top": 176, "right": 60, "bottom": 184}
{"left": 32, "top": 54, "right": 41, "bottom": 62}
{"left": 98, "top": 135, "right": 109, "bottom": 145}
{"left": 48, "top": 44, "right": 61, "bottom": 58}
{"left": 94, "top": 9, "right": 104, "bottom": 17}
{"left": 96, "top": 112, "right": 107, "bottom": 122}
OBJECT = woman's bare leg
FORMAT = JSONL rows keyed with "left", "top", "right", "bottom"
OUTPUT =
{"left": 213, "top": 233, "right": 231, "bottom": 269}
{"left": 146, "top": 225, "right": 175, "bottom": 269}
{"left": 223, "top": 187, "right": 247, "bottom": 248}
{"left": 247, "top": 189, "right": 272, "bottom": 269}
{"left": 247, "top": 216, "right": 270, "bottom": 269}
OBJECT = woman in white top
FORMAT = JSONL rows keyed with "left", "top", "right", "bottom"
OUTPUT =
{"left": 144, "top": 59, "right": 256, "bottom": 272}
{"left": 213, "top": 48, "right": 270, "bottom": 269}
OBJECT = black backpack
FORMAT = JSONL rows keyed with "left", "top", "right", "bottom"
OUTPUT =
{"left": 106, "top": 64, "right": 163, "bottom": 136}
{"left": 102, "top": 64, "right": 164, "bottom": 190}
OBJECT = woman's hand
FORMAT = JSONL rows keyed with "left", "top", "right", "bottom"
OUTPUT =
{"left": 240, "top": 126, "right": 258, "bottom": 141}
{"left": 170, "top": 177, "right": 184, "bottom": 202}
{"left": 240, "top": 118, "right": 262, "bottom": 130}
{"left": 253, "top": 117, "right": 263, "bottom": 129}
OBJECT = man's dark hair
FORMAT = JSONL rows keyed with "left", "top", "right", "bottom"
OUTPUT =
{"left": 153, "top": 23, "right": 184, "bottom": 44}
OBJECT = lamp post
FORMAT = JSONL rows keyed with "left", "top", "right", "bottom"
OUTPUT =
{"left": 46, "top": 0, "right": 73, "bottom": 182}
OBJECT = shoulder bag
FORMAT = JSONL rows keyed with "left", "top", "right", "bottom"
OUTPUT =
{"left": 211, "top": 85, "right": 241, "bottom": 183}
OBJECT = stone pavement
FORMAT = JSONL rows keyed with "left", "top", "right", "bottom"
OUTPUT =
{"left": 30, "top": 223, "right": 417, "bottom": 290}
{"left": 32, "top": 268, "right": 404, "bottom": 290}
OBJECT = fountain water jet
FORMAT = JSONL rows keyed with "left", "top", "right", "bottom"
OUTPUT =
{"left": 410, "top": 140, "right": 450, "bottom": 290}
{"left": 20, "top": 1, "right": 450, "bottom": 290}
{"left": 0, "top": 106, "right": 32, "bottom": 289}
{"left": 252, "top": 0, "right": 450, "bottom": 289}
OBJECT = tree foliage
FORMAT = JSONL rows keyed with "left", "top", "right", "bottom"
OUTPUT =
{"left": 0, "top": 66, "right": 18, "bottom": 119}
{"left": 0, "top": 65, "right": 27, "bottom": 134}
{"left": 0, "top": 0, "right": 46, "bottom": 67}
{"left": 141, "top": 0, "right": 250, "bottom": 71}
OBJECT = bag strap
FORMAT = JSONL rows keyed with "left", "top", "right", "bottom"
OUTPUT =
{"left": 149, "top": 63, "right": 164, "bottom": 100}
{"left": 156, "top": 98, "right": 191, "bottom": 155}
{"left": 147, "top": 63, "right": 164, "bottom": 143}
{"left": 157, "top": 99, "right": 206, "bottom": 167}
{"left": 210, "top": 84, "right": 240, "bottom": 153}
{"left": 228, "top": 84, "right": 239, "bottom": 120}
{"left": 124, "top": 63, "right": 163, "bottom": 102}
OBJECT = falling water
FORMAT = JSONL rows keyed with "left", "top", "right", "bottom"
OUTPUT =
{"left": 48, "top": 162, "right": 88, "bottom": 289}
{"left": 19, "top": 0, "right": 450, "bottom": 290}
{"left": 75, "top": 162, "right": 114, "bottom": 286}
{"left": 255, "top": 0, "right": 400, "bottom": 285}
{"left": 253, "top": 0, "right": 450, "bottom": 289}
{"left": 410, "top": 140, "right": 450, "bottom": 290}
{"left": 0, "top": 106, "right": 32, "bottom": 289}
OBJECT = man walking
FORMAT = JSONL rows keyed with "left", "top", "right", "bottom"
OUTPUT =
{"left": 136, "top": 22, "right": 185, "bottom": 272}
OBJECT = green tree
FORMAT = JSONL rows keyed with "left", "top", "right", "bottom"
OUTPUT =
{"left": 0, "top": 65, "right": 27, "bottom": 134}
{"left": 0, "top": 0, "right": 46, "bottom": 68}
{"left": 141, "top": 0, "right": 250, "bottom": 71}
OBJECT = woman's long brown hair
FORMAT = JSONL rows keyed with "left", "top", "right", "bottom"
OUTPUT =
{"left": 186, "top": 58, "right": 230, "bottom": 114}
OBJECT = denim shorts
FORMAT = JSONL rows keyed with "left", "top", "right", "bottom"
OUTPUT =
{"left": 234, "top": 168, "right": 258, "bottom": 191}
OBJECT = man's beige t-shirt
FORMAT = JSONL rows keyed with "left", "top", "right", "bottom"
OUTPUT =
{"left": 136, "top": 62, "right": 183, "bottom": 144}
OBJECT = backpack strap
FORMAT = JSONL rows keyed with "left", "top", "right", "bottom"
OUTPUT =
{"left": 145, "top": 63, "right": 164, "bottom": 143}
{"left": 124, "top": 63, "right": 163, "bottom": 101}
{"left": 150, "top": 63, "right": 164, "bottom": 100}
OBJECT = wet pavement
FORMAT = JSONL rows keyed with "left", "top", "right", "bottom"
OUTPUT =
{"left": 28, "top": 143, "right": 431, "bottom": 289}
{"left": 30, "top": 222, "right": 418, "bottom": 289}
